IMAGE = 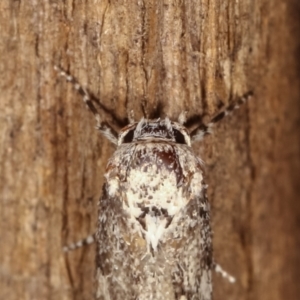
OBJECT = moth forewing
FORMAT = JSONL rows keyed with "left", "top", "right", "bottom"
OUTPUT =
{"left": 96, "top": 118, "right": 212, "bottom": 300}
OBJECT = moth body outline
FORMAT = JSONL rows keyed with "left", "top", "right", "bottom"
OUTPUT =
{"left": 55, "top": 66, "right": 251, "bottom": 300}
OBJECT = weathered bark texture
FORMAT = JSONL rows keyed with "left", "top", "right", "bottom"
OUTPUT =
{"left": 0, "top": 1, "right": 299, "bottom": 300}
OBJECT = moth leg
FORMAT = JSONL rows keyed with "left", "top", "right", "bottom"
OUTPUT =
{"left": 178, "top": 111, "right": 188, "bottom": 125}
{"left": 54, "top": 65, "right": 118, "bottom": 145}
{"left": 63, "top": 233, "right": 96, "bottom": 253}
{"left": 190, "top": 91, "right": 253, "bottom": 142}
{"left": 127, "top": 109, "right": 135, "bottom": 124}
{"left": 213, "top": 262, "right": 236, "bottom": 283}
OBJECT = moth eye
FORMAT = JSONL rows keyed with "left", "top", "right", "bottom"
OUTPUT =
{"left": 173, "top": 129, "right": 186, "bottom": 144}
{"left": 122, "top": 129, "right": 135, "bottom": 143}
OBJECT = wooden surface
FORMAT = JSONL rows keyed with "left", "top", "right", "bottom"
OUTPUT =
{"left": 0, "top": 1, "right": 299, "bottom": 299}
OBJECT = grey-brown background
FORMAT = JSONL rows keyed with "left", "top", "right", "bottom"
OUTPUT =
{"left": 1, "top": 1, "right": 299, "bottom": 300}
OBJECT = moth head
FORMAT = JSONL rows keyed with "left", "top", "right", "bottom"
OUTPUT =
{"left": 118, "top": 118, "right": 191, "bottom": 146}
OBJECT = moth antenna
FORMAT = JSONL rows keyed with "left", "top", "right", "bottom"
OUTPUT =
{"left": 213, "top": 263, "right": 236, "bottom": 283}
{"left": 54, "top": 65, "right": 118, "bottom": 145}
{"left": 190, "top": 91, "right": 253, "bottom": 142}
{"left": 63, "top": 234, "right": 96, "bottom": 252}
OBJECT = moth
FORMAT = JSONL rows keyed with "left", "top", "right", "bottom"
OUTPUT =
{"left": 55, "top": 66, "right": 251, "bottom": 300}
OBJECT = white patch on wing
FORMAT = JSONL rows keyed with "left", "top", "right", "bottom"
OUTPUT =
{"left": 107, "top": 178, "right": 119, "bottom": 197}
{"left": 200, "top": 270, "right": 212, "bottom": 299}
{"left": 121, "top": 144, "right": 203, "bottom": 251}
{"left": 144, "top": 214, "right": 167, "bottom": 251}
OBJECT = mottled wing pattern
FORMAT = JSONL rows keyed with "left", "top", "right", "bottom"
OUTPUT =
{"left": 96, "top": 140, "right": 212, "bottom": 300}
